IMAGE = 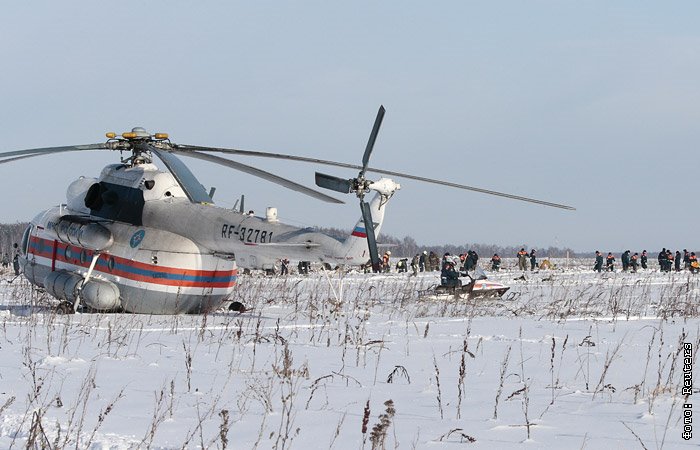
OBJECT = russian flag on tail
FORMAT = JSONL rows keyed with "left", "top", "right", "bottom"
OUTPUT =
{"left": 351, "top": 226, "right": 367, "bottom": 238}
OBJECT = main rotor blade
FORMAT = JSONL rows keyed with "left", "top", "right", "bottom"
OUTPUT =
{"left": 360, "top": 200, "right": 381, "bottom": 272}
{"left": 0, "top": 143, "right": 108, "bottom": 161}
{"left": 361, "top": 105, "right": 385, "bottom": 176}
{"left": 171, "top": 150, "right": 344, "bottom": 204}
{"left": 315, "top": 172, "right": 352, "bottom": 194}
{"left": 0, "top": 153, "right": 55, "bottom": 165}
{"left": 150, "top": 146, "right": 213, "bottom": 204}
{"left": 174, "top": 144, "right": 574, "bottom": 210}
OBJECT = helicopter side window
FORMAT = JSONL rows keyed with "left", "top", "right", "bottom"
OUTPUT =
{"left": 20, "top": 225, "right": 32, "bottom": 255}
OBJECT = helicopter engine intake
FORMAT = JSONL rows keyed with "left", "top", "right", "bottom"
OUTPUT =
{"left": 44, "top": 270, "right": 121, "bottom": 311}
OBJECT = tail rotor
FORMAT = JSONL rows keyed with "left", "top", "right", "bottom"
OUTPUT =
{"left": 315, "top": 105, "right": 387, "bottom": 272}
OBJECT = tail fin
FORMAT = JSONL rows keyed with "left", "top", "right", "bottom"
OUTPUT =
{"left": 340, "top": 191, "right": 389, "bottom": 261}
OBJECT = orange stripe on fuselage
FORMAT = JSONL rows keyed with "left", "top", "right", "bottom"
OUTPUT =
{"left": 28, "top": 236, "right": 237, "bottom": 288}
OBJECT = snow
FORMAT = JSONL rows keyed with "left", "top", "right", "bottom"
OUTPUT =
{"left": 0, "top": 263, "right": 698, "bottom": 449}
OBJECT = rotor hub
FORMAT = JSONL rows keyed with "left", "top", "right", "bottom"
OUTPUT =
{"left": 103, "top": 128, "right": 172, "bottom": 166}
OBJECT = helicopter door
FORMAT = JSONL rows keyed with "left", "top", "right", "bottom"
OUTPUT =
{"left": 20, "top": 225, "right": 32, "bottom": 255}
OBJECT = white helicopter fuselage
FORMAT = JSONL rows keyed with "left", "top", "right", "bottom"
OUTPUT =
{"left": 18, "top": 162, "right": 396, "bottom": 313}
{"left": 22, "top": 207, "right": 237, "bottom": 314}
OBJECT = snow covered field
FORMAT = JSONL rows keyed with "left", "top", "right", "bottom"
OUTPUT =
{"left": 0, "top": 262, "right": 698, "bottom": 449}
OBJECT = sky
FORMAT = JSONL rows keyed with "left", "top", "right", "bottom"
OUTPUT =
{"left": 1, "top": 1, "right": 699, "bottom": 252}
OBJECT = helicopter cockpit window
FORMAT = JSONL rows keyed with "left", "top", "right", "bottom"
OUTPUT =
{"left": 20, "top": 226, "right": 32, "bottom": 255}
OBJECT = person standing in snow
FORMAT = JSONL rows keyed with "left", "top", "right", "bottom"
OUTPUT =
{"left": 410, "top": 254, "right": 419, "bottom": 276}
{"left": 529, "top": 249, "right": 537, "bottom": 271}
{"left": 606, "top": 252, "right": 615, "bottom": 271}
{"left": 658, "top": 247, "right": 666, "bottom": 272}
{"left": 675, "top": 251, "right": 682, "bottom": 272}
{"left": 621, "top": 250, "right": 630, "bottom": 271}
{"left": 630, "top": 253, "right": 639, "bottom": 273}
{"left": 594, "top": 251, "right": 604, "bottom": 272}
{"left": 12, "top": 243, "right": 20, "bottom": 276}
{"left": 382, "top": 251, "right": 391, "bottom": 273}
{"left": 491, "top": 253, "right": 501, "bottom": 271}
{"left": 517, "top": 248, "right": 528, "bottom": 271}
{"left": 428, "top": 251, "right": 440, "bottom": 271}
{"left": 641, "top": 250, "right": 648, "bottom": 269}
{"left": 467, "top": 250, "right": 479, "bottom": 271}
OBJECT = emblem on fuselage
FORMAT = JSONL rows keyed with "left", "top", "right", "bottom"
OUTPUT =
{"left": 130, "top": 230, "right": 145, "bottom": 248}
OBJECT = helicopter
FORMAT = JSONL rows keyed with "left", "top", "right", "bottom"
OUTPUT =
{"left": 0, "top": 106, "right": 573, "bottom": 314}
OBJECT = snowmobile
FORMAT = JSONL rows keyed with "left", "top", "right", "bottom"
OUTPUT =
{"left": 420, "top": 266, "right": 510, "bottom": 300}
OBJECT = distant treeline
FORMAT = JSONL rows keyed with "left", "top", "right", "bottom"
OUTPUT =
{"left": 0, "top": 222, "right": 27, "bottom": 257}
{"left": 0, "top": 222, "right": 579, "bottom": 259}
{"left": 316, "top": 226, "right": 579, "bottom": 258}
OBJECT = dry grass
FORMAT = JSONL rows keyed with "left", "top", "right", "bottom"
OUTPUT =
{"left": 0, "top": 264, "right": 697, "bottom": 447}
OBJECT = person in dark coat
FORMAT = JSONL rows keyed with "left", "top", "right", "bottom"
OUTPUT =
{"left": 396, "top": 258, "right": 408, "bottom": 273}
{"left": 666, "top": 250, "right": 674, "bottom": 273}
{"left": 621, "top": 250, "right": 630, "bottom": 271}
{"left": 658, "top": 247, "right": 666, "bottom": 272}
{"left": 641, "top": 250, "right": 648, "bottom": 269}
{"left": 441, "top": 262, "right": 461, "bottom": 287}
{"left": 675, "top": 251, "right": 682, "bottom": 272}
{"left": 280, "top": 258, "right": 289, "bottom": 275}
{"left": 529, "top": 249, "right": 537, "bottom": 271}
{"left": 491, "top": 253, "right": 501, "bottom": 271}
{"left": 464, "top": 250, "right": 474, "bottom": 271}
{"left": 594, "top": 251, "right": 604, "bottom": 272}
{"left": 606, "top": 252, "right": 615, "bottom": 271}
{"left": 419, "top": 251, "right": 427, "bottom": 272}
{"left": 684, "top": 249, "right": 690, "bottom": 270}
{"left": 469, "top": 250, "right": 479, "bottom": 271}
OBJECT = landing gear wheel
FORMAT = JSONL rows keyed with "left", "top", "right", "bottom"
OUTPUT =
{"left": 56, "top": 301, "right": 75, "bottom": 315}
{"left": 229, "top": 301, "right": 246, "bottom": 313}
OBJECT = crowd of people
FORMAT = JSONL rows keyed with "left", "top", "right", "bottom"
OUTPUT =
{"left": 272, "top": 247, "right": 699, "bottom": 276}
{"left": 594, "top": 249, "right": 698, "bottom": 273}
